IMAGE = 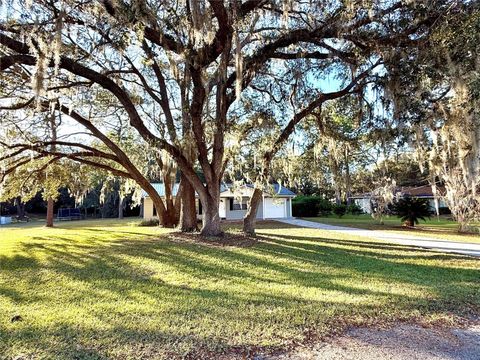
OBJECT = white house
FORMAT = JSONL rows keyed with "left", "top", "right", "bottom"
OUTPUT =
{"left": 142, "top": 183, "right": 295, "bottom": 221}
{"left": 349, "top": 185, "right": 449, "bottom": 214}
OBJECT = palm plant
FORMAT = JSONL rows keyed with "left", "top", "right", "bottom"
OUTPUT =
{"left": 393, "top": 196, "right": 431, "bottom": 227}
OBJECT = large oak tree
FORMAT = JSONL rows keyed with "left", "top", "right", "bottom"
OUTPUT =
{"left": 0, "top": 0, "right": 458, "bottom": 235}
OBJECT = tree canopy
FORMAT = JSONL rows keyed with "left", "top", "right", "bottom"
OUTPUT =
{"left": 0, "top": 0, "right": 470, "bottom": 235}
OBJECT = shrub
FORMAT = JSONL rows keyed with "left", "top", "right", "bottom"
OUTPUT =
{"left": 346, "top": 203, "right": 363, "bottom": 215}
{"left": 292, "top": 196, "right": 332, "bottom": 217}
{"left": 393, "top": 196, "right": 431, "bottom": 227}
{"left": 317, "top": 199, "right": 333, "bottom": 216}
{"left": 438, "top": 207, "right": 451, "bottom": 215}
{"left": 332, "top": 204, "right": 347, "bottom": 218}
{"left": 138, "top": 218, "right": 160, "bottom": 226}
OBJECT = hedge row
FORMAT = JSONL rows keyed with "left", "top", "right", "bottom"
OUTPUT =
{"left": 292, "top": 196, "right": 362, "bottom": 217}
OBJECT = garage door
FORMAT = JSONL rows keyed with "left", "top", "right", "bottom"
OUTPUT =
{"left": 264, "top": 198, "right": 286, "bottom": 218}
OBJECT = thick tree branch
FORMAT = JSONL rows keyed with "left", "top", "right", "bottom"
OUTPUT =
{"left": 0, "top": 36, "right": 204, "bottom": 193}
{"left": 1, "top": 140, "right": 119, "bottom": 163}
{"left": 141, "top": 42, "right": 177, "bottom": 141}
{"left": 263, "top": 62, "right": 380, "bottom": 165}
{"left": 271, "top": 51, "right": 330, "bottom": 60}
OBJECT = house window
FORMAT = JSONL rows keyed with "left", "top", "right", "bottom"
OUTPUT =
{"left": 153, "top": 204, "right": 157, "bottom": 216}
{"left": 230, "top": 198, "right": 247, "bottom": 211}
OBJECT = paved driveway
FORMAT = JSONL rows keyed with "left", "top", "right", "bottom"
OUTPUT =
{"left": 267, "top": 324, "right": 480, "bottom": 360}
{"left": 277, "top": 218, "right": 480, "bottom": 257}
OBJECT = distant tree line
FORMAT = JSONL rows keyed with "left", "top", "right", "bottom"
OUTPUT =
{"left": 0, "top": 186, "right": 140, "bottom": 219}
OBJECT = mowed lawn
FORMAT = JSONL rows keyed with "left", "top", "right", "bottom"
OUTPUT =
{"left": 0, "top": 219, "right": 479, "bottom": 359}
{"left": 305, "top": 214, "right": 480, "bottom": 243}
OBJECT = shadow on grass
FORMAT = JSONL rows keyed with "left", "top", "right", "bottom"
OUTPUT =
{"left": 262, "top": 232, "right": 480, "bottom": 259}
{"left": 1, "top": 227, "right": 479, "bottom": 358}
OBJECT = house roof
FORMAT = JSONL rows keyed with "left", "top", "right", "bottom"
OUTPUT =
{"left": 243, "top": 183, "right": 296, "bottom": 196}
{"left": 142, "top": 183, "right": 296, "bottom": 198}
{"left": 402, "top": 185, "right": 445, "bottom": 197}
{"left": 142, "top": 183, "right": 182, "bottom": 197}
{"left": 349, "top": 185, "right": 445, "bottom": 199}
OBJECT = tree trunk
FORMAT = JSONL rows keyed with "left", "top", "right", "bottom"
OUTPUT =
{"left": 200, "top": 193, "right": 222, "bottom": 236}
{"left": 150, "top": 194, "right": 176, "bottom": 228}
{"left": 15, "top": 197, "right": 25, "bottom": 219}
{"left": 118, "top": 193, "right": 124, "bottom": 219}
{"left": 334, "top": 185, "right": 342, "bottom": 205}
{"left": 162, "top": 208, "right": 177, "bottom": 227}
{"left": 164, "top": 203, "right": 177, "bottom": 227}
{"left": 136, "top": 177, "right": 171, "bottom": 227}
{"left": 163, "top": 195, "right": 178, "bottom": 227}
{"left": 345, "top": 149, "right": 352, "bottom": 205}
{"left": 46, "top": 114, "right": 58, "bottom": 227}
{"left": 179, "top": 174, "right": 198, "bottom": 232}
{"left": 46, "top": 198, "right": 54, "bottom": 227}
{"left": 45, "top": 114, "right": 57, "bottom": 227}
{"left": 329, "top": 155, "right": 342, "bottom": 205}
{"left": 161, "top": 167, "right": 179, "bottom": 228}
{"left": 243, "top": 188, "right": 262, "bottom": 235}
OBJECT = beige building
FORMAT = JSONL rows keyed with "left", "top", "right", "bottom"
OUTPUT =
{"left": 143, "top": 183, "right": 295, "bottom": 220}
{"left": 349, "top": 185, "right": 449, "bottom": 214}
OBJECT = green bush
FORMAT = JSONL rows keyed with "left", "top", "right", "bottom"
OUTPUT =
{"left": 393, "top": 196, "right": 431, "bottom": 227}
{"left": 346, "top": 203, "right": 363, "bottom": 215}
{"left": 438, "top": 207, "right": 451, "bottom": 215}
{"left": 317, "top": 199, "right": 333, "bottom": 216}
{"left": 138, "top": 218, "right": 160, "bottom": 226}
{"left": 292, "top": 196, "right": 332, "bottom": 217}
{"left": 332, "top": 204, "right": 347, "bottom": 218}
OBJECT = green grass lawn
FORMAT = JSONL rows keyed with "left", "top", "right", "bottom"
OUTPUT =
{"left": 1, "top": 219, "right": 479, "bottom": 359}
{"left": 305, "top": 214, "right": 480, "bottom": 243}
